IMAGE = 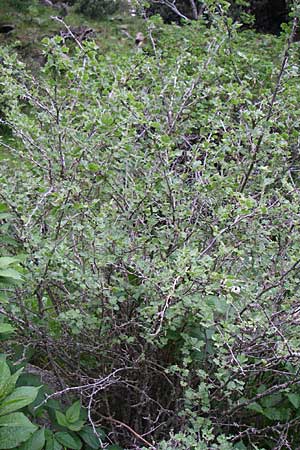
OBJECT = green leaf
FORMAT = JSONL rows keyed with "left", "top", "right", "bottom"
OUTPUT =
{"left": 45, "top": 431, "right": 62, "bottom": 450}
{"left": 67, "top": 419, "right": 85, "bottom": 432}
{"left": 0, "top": 368, "right": 23, "bottom": 401}
{"left": 0, "top": 361, "right": 10, "bottom": 393}
{"left": 0, "top": 257, "right": 20, "bottom": 269}
{"left": 79, "top": 426, "right": 105, "bottom": 449}
{"left": 66, "top": 400, "right": 81, "bottom": 423}
{"left": 46, "top": 437, "right": 62, "bottom": 450}
{"left": 0, "top": 294, "right": 8, "bottom": 305}
{"left": 262, "top": 407, "right": 286, "bottom": 421}
{"left": 55, "top": 409, "right": 84, "bottom": 431}
{"left": 0, "top": 386, "right": 40, "bottom": 416}
{"left": 55, "top": 432, "right": 82, "bottom": 449}
{"left": 287, "top": 393, "right": 300, "bottom": 409}
{"left": 0, "top": 269, "right": 23, "bottom": 281}
{"left": 101, "top": 113, "right": 114, "bottom": 126}
{"left": 0, "top": 412, "right": 37, "bottom": 449}
{"left": 0, "top": 204, "right": 8, "bottom": 213}
{"left": 19, "top": 428, "right": 45, "bottom": 450}
{"left": 233, "top": 442, "right": 247, "bottom": 450}
{"left": 88, "top": 163, "right": 100, "bottom": 172}
{"left": 55, "top": 410, "right": 70, "bottom": 428}
{"left": 261, "top": 393, "right": 282, "bottom": 408}
{"left": 0, "top": 324, "right": 14, "bottom": 335}
{"left": 246, "top": 402, "right": 264, "bottom": 414}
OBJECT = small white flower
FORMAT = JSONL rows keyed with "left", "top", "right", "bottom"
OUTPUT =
{"left": 231, "top": 286, "right": 241, "bottom": 295}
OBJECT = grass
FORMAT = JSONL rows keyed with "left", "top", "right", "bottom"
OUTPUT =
{"left": 0, "top": 0, "right": 144, "bottom": 68}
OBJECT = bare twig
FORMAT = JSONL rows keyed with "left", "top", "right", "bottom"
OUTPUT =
{"left": 100, "top": 415, "right": 156, "bottom": 449}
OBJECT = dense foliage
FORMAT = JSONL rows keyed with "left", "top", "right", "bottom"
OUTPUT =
{"left": 74, "top": 0, "right": 121, "bottom": 19}
{"left": 1, "top": 0, "right": 300, "bottom": 448}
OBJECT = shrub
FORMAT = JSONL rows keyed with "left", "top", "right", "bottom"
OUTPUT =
{"left": 75, "top": 0, "right": 120, "bottom": 19}
{"left": 1, "top": 1, "right": 300, "bottom": 448}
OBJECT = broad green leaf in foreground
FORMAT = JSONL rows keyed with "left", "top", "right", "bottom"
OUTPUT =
{"left": 55, "top": 431, "right": 82, "bottom": 449}
{"left": 0, "top": 412, "right": 37, "bottom": 449}
{"left": 0, "top": 368, "right": 24, "bottom": 402}
{"left": 79, "top": 425, "right": 104, "bottom": 449}
{"left": 18, "top": 428, "right": 46, "bottom": 450}
{"left": 0, "top": 386, "right": 40, "bottom": 416}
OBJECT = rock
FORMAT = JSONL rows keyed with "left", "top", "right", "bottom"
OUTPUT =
{"left": 26, "top": 363, "right": 64, "bottom": 392}
{"left": 0, "top": 24, "right": 14, "bottom": 34}
{"left": 135, "top": 32, "right": 145, "bottom": 47}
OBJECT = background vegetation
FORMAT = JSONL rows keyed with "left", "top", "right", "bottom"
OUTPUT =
{"left": 1, "top": 0, "right": 300, "bottom": 449}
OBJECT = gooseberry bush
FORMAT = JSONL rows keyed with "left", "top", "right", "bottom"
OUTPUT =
{"left": 1, "top": 1, "right": 300, "bottom": 448}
